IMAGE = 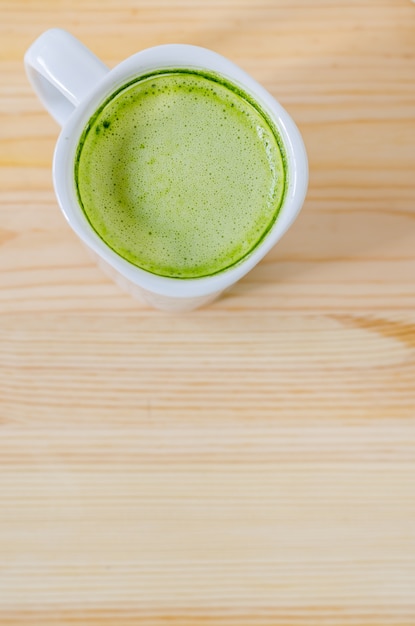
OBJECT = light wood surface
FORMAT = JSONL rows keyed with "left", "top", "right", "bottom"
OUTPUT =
{"left": 1, "top": 1, "right": 415, "bottom": 624}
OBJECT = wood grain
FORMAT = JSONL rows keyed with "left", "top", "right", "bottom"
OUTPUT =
{"left": 1, "top": 1, "right": 415, "bottom": 624}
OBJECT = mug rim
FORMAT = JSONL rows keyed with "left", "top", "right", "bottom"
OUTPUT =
{"left": 53, "top": 43, "right": 308, "bottom": 299}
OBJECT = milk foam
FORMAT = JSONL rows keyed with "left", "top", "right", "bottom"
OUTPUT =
{"left": 75, "top": 71, "right": 286, "bottom": 278}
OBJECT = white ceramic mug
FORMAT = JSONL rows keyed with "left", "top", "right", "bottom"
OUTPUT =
{"left": 25, "top": 29, "right": 308, "bottom": 311}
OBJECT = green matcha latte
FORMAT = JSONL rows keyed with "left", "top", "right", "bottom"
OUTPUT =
{"left": 75, "top": 70, "right": 287, "bottom": 279}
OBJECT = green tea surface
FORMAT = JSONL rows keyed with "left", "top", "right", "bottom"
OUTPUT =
{"left": 76, "top": 71, "right": 286, "bottom": 278}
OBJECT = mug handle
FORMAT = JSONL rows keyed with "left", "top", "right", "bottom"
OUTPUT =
{"left": 24, "top": 28, "right": 109, "bottom": 126}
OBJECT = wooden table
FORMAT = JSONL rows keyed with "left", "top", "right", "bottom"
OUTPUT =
{"left": 1, "top": 1, "right": 415, "bottom": 624}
